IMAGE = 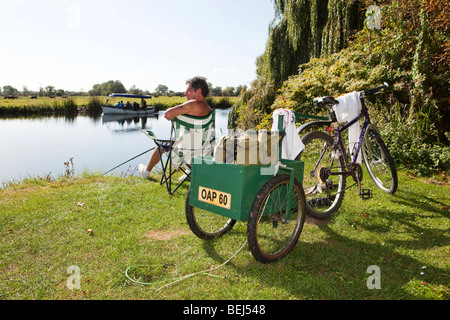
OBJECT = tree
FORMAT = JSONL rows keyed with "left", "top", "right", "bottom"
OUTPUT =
{"left": 89, "top": 80, "right": 127, "bottom": 96}
{"left": 22, "top": 86, "right": 30, "bottom": 96}
{"left": 2, "top": 85, "right": 19, "bottom": 96}
{"left": 45, "top": 86, "right": 55, "bottom": 96}
{"left": 222, "top": 87, "right": 235, "bottom": 96}
{"left": 211, "top": 86, "right": 222, "bottom": 96}
{"left": 107, "top": 80, "right": 127, "bottom": 94}
{"left": 235, "top": 85, "right": 243, "bottom": 96}
{"left": 128, "top": 85, "right": 143, "bottom": 95}
{"left": 155, "top": 84, "right": 169, "bottom": 95}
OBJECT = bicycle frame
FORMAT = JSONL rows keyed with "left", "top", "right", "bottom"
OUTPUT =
{"left": 314, "top": 97, "right": 371, "bottom": 174}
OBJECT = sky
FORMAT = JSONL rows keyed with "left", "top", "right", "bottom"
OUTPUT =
{"left": 0, "top": 0, "right": 275, "bottom": 93}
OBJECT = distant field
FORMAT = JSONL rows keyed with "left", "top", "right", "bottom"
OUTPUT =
{"left": 0, "top": 96, "right": 97, "bottom": 108}
{"left": 0, "top": 96, "right": 237, "bottom": 116}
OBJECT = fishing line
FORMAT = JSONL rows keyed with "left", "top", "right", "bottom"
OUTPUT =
{"left": 103, "top": 147, "right": 155, "bottom": 175}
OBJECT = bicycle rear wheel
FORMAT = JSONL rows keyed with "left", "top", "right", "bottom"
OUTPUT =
{"left": 185, "top": 188, "right": 237, "bottom": 240}
{"left": 247, "top": 175, "right": 306, "bottom": 263}
{"left": 296, "top": 131, "right": 346, "bottom": 219}
{"left": 361, "top": 124, "right": 398, "bottom": 194}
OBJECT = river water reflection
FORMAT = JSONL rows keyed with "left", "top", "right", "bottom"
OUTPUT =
{"left": 0, "top": 109, "right": 230, "bottom": 183}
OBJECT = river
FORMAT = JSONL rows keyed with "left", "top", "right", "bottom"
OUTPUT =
{"left": 0, "top": 109, "right": 230, "bottom": 183}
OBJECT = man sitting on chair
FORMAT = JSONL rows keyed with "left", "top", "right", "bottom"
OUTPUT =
{"left": 138, "top": 76, "right": 212, "bottom": 178}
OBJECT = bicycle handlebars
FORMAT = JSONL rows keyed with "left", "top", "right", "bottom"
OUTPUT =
{"left": 312, "top": 95, "right": 338, "bottom": 106}
{"left": 360, "top": 82, "right": 389, "bottom": 97}
{"left": 313, "top": 83, "right": 389, "bottom": 108}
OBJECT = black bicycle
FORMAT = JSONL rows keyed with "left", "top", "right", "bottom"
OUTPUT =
{"left": 296, "top": 83, "right": 398, "bottom": 219}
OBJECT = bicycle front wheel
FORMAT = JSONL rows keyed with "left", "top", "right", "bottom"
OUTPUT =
{"left": 361, "top": 124, "right": 398, "bottom": 194}
{"left": 247, "top": 175, "right": 306, "bottom": 263}
{"left": 296, "top": 131, "right": 346, "bottom": 219}
{"left": 185, "top": 189, "right": 237, "bottom": 240}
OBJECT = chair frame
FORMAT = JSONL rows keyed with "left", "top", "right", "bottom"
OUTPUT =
{"left": 143, "top": 111, "right": 215, "bottom": 195}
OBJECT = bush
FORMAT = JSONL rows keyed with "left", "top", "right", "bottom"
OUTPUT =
{"left": 380, "top": 125, "right": 449, "bottom": 176}
{"left": 60, "top": 97, "right": 78, "bottom": 115}
{"left": 86, "top": 97, "right": 103, "bottom": 115}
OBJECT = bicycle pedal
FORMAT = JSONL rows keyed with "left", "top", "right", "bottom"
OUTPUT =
{"left": 360, "top": 189, "right": 373, "bottom": 200}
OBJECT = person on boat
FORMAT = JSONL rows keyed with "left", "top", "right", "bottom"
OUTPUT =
{"left": 138, "top": 76, "right": 211, "bottom": 179}
{"left": 140, "top": 98, "right": 147, "bottom": 110}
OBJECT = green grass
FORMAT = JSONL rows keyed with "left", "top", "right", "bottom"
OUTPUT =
{"left": 0, "top": 170, "right": 448, "bottom": 300}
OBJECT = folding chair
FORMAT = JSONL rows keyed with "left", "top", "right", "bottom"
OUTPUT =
{"left": 142, "top": 110, "right": 215, "bottom": 195}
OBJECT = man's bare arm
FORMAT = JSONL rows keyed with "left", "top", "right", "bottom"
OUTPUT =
{"left": 164, "top": 102, "right": 193, "bottom": 120}
{"left": 164, "top": 100, "right": 210, "bottom": 120}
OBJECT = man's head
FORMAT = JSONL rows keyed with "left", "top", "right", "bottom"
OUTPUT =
{"left": 185, "top": 76, "right": 209, "bottom": 98}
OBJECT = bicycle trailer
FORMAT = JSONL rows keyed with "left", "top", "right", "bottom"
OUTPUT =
{"left": 185, "top": 113, "right": 307, "bottom": 263}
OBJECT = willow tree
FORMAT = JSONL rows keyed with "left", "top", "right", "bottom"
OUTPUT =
{"left": 231, "top": 0, "right": 366, "bottom": 129}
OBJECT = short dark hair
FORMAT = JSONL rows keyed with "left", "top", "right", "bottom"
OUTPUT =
{"left": 186, "top": 76, "right": 209, "bottom": 97}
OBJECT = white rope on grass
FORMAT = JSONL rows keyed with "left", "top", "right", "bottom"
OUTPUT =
{"left": 155, "top": 239, "right": 248, "bottom": 293}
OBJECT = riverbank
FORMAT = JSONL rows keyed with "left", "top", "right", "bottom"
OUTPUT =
{"left": 0, "top": 96, "right": 237, "bottom": 116}
{"left": 0, "top": 170, "right": 448, "bottom": 299}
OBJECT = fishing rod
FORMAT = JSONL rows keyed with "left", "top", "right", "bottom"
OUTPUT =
{"left": 103, "top": 147, "right": 155, "bottom": 175}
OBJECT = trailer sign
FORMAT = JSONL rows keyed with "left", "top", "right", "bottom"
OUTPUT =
{"left": 198, "top": 186, "right": 231, "bottom": 209}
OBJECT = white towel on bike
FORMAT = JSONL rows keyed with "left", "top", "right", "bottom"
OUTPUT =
{"left": 272, "top": 109, "right": 304, "bottom": 160}
{"left": 334, "top": 91, "right": 362, "bottom": 163}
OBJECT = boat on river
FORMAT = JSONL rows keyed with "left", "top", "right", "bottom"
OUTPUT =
{"left": 102, "top": 93, "right": 157, "bottom": 115}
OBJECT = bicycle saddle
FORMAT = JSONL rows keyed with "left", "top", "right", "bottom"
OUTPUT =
{"left": 313, "top": 96, "right": 339, "bottom": 107}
